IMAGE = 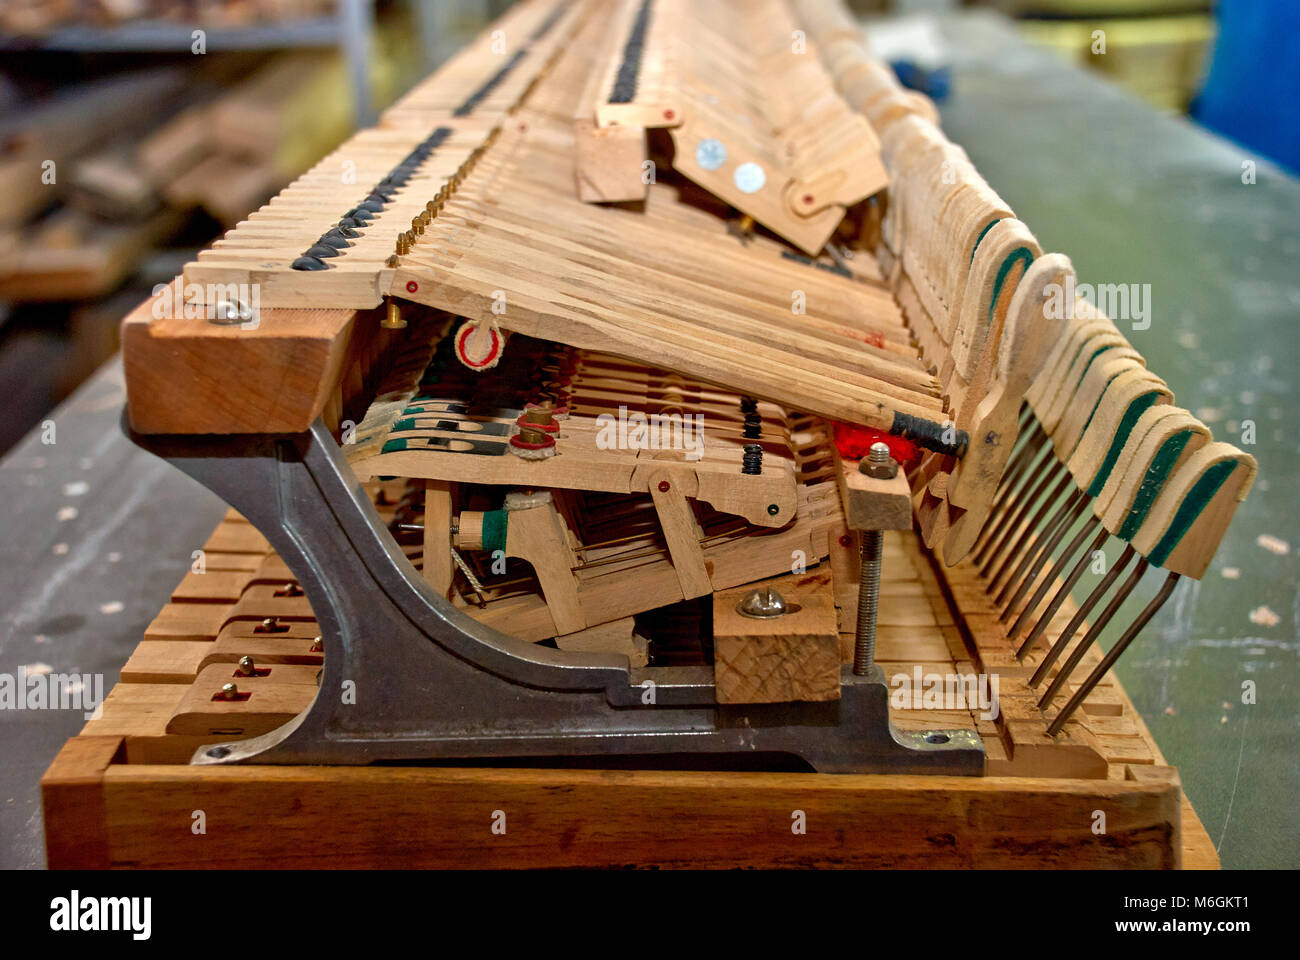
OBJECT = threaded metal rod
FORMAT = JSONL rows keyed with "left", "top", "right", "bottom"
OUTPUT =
{"left": 853, "top": 530, "right": 883, "bottom": 675}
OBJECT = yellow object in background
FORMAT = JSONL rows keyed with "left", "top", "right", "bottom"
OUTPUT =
{"left": 1018, "top": 14, "right": 1215, "bottom": 113}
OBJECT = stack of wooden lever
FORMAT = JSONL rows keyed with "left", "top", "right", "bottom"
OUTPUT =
{"left": 41, "top": 0, "right": 1251, "bottom": 869}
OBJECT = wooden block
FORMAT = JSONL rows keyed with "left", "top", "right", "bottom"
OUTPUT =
{"left": 170, "top": 570, "right": 254, "bottom": 604}
{"left": 144, "top": 603, "right": 231, "bottom": 642}
{"left": 202, "top": 519, "right": 271, "bottom": 554}
{"left": 121, "top": 641, "right": 213, "bottom": 684}
{"left": 166, "top": 663, "right": 318, "bottom": 737}
{"left": 554, "top": 616, "right": 649, "bottom": 667}
{"left": 575, "top": 121, "right": 648, "bottom": 203}
{"left": 82, "top": 683, "right": 188, "bottom": 739}
{"left": 41, "top": 736, "right": 122, "bottom": 869}
{"left": 714, "top": 571, "right": 840, "bottom": 703}
{"left": 122, "top": 291, "right": 362, "bottom": 436}
{"left": 649, "top": 470, "right": 712, "bottom": 599}
{"left": 75, "top": 766, "right": 1182, "bottom": 869}
{"left": 422, "top": 480, "right": 453, "bottom": 596}
{"left": 838, "top": 461, "right": 912, "bottom": 531}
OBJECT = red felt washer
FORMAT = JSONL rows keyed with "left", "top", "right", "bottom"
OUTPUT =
{"left": 455, "top": 324, "right": 502, "bottom": 370}
{"left": 515, "top": 414, "right": 559, "bottom": 432}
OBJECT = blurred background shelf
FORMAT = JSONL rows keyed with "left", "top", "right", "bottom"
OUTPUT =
{"left": 0, "top": 0, "right": 509, "bottom": 452}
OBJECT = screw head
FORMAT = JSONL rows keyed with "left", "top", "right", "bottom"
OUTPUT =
{"left": 736, "top": 586, "right": 788, "bottom": 619}
{"left": 860, "top": 441, "right": 899, "bottom": 479}
{"left": 236, "top": 655, "right": 255, "bottom": 676}
{"left": 261, "top": 617, "right": 276, "bottom": 629}
{"left": 218, "top": 682, "right": 239, "bottom": 700}
{"left": 310, "top": 635, "right": 324, "bottom": 652}
{"left": 209, "top": 299, "right": 249, "bottom": 326}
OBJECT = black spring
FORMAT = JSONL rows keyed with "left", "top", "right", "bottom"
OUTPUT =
{"left": 743, "top": 412, "right": 762, "bottom": 439}
{"left": 741, "top": 444, "right": 763, "bottom": 475}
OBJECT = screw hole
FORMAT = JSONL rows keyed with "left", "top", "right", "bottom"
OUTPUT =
{"left": 924, "top": 733, "right": 950, "bottom": 745}
{"left": 207, "top": 746, "right": 231, "bottom": 759}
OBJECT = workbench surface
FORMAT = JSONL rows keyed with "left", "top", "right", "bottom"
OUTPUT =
{"left": 1, "top": 11, "right": 1295, "bottom": 869}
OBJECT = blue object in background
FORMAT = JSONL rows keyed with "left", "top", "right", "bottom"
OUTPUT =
{"left": 1193, "top": 0, "right": 1300, "bottom": 174}
{"left": 890, "top": 60, "right": 950, "bottom": 102}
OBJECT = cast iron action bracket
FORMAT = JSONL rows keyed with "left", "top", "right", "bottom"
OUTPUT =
{"left": 128, "top": 418, "right": 984, "bottom": 774}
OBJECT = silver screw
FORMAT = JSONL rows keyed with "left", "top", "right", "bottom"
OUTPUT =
{"left": 236, "top": 655, "right": 255, "bottom": 676}
{"left": 854, "top": 530, "right": 883, "bottom": 675}
{"left": 217, "top": 682, "right": 239, "bottom": 701}
{"left": 736, "top": 586, "right": 788, "bottom": 619}
{"left": 209, "top": 299, "right": 248, "bottom": 325}
{"left": 310, "top": 635, "right": 324, "bottom": 652}
{"left": 859, "top": 441, "right": 898, "bottom": 479}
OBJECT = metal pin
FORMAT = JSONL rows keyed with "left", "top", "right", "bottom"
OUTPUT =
{"left": 1009, "top": 516, "right": 1103, "bottom": 646}
{"left": 1039, "top": 556, "right": 1148, "bottom": 710}
{"left": 1028, "top": 543, "right": 1135, "bottom": 687}
{"left": 854, "top": 529, "right": 882, "bottom": 676}
{"left": 236, "top": 655, "right": 256, "bottom": 677}
{"left": 995, "top": 488, "right": 1088, "bottom": 612}
{"left": 216, "top": 682, "right": 240, "bottom": 701}
{"left": 975, "top": 440, "right": 1058, "bottom": 569}
{"left": 1045, "top": 572, "right": 1180, "bottom": 736}
{"left": 972, "top": 435, "right": 1042, "bottom": 559}
{"left": 984, "top": 469, "right": 1073, "bottom": 591}
{"left": 310, "top": 636, "right": 324, "bottom": 653}
{"left": 1037, "top": 547, "right": 1143, "bottom": 706}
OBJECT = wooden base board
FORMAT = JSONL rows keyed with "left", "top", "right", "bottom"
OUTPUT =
{"left": 42, "top": 502, "right": 1219, "bottom": 869}
{"left": 46, "top": 734, "right": 1198, "bottom": 869}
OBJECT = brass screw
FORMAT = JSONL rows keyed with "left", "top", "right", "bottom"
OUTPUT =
{"left": 411, "top": 216, "right": 424, "bottom": 236}
{"left": 236, "top": 655, "right": 256, "bottom": 677}
{"left": 396, "top": 233, "right": 411, "bottom": 256}
{"left": 517, "top": 426, "right": 549, "bottom": 445}
{"left": 310, "top": 636, "right": 324, "bottom": 653}
{"left": 523, "top": 403, "right": 554, "bottom": 427}
{"left": 383, "top": 298, "right": 406, "bottom": 330}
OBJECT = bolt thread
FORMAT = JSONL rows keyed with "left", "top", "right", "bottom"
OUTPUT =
{"left": 741, "top": 443, "right": 763, "bottom": 475}
{"left": 854, "top": 530, "right": 883, "bottom": 675}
